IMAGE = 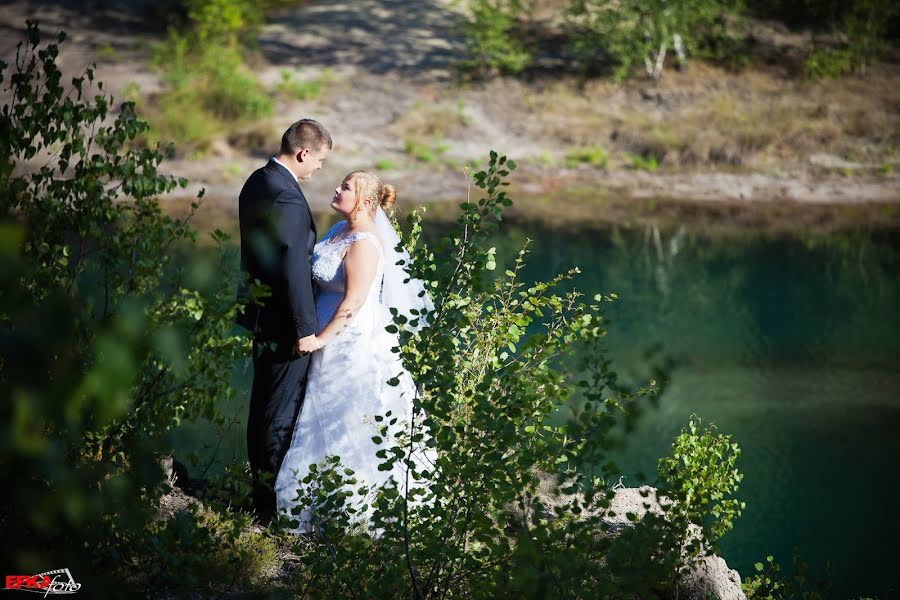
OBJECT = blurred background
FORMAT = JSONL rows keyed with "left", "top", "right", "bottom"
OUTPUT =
{"left": 2, "top": 0, "right": 897, "bottom": 595}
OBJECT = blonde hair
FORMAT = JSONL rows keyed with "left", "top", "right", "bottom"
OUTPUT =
{"left": 346, "top": 171, "right": 396, "bottom": 219}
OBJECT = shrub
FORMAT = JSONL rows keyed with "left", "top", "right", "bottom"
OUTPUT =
{"left": 0, "top": 21, "right": 249, "bottom": 590}
{"left": 568, "top": 0, "right": 743, "bottom": 81}
{"left": 276, "top": 67, "right": 333, "bottom": 101}
{"left": 134, "top": 503, "right": 278, "bottom": 594}
{"left": 145, "top": 0, "right": 274, "bottom": 149}
{"left": 802, "top": 0, "right": 900, "bottom": 78}
{"left": 566, "top": 146, "right": 609, "bottom": 168}
{"left": 404, "top": 137, "right": 450, "bottom": 164}
{"left": 803, "top": 47, "right": 855, "bottom": 79}
{"left": 459, "top": 0, "right": 532, "bottom": 77}
{"left": 657, "top": 416, "right": 744, "bottom": 546}
{"left": 743, "top": 554, "right": 834, "bottom": 599}
{"left": 629, "top": 153, "right": 660, "bottom": 171}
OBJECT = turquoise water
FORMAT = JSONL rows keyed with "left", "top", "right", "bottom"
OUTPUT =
{"left": 175, "top": 217, "right": 900, "bottom": 596}
{"left": 482, "top": 222, "right": 900, "bottom": 597}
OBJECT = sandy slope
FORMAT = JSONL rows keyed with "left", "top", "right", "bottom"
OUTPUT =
{"left": 2, "top": 0, "right": 898, "bottom": 230}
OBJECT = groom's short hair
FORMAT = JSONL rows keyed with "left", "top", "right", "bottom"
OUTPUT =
{"left": 280, "top": 119, "right": 332, "bottom": 155}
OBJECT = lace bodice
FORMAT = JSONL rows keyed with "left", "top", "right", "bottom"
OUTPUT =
{"left": 312, "top": 222, "right": 384, "bottom": 330}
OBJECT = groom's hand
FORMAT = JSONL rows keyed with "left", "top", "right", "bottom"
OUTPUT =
{"left": 295, "top": 335, "right": 319, "bottom": 355}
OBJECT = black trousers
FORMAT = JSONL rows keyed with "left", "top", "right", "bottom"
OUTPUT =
{"left": 247, "top": 338, "right": 311, "bottom": 520}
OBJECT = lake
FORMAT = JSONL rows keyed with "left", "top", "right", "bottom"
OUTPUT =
{"left": 498, "top": 221, "right": 899, "bottom": 597}
{"left": 174, "top": 209, "right": 900, "bottom": 597}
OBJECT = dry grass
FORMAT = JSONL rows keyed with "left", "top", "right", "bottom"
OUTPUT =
{"left": 390, "top": 98, "right": 473, "bottom": 140}
{"left": 516, "top": 79, "right": 623, "bottom": 146}
{"left": 516, "top": 62, "right": 900, "bottom": 170}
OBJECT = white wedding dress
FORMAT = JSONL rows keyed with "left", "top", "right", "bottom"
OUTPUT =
{"left": 275, "top": 220, "right": 435, "bottom": 535}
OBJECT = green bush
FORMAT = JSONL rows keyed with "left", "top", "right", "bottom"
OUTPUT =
{"left": 146, "top": 0, "right": 274, "bottom": 149}
{"left": 629, "top": 153, "right": 660, "bottom": 171}
{"left": 743, "top": 554, "right": 834, "bottom": 599}
{"left": 568, "top": 0, "right": 743, "bottom": 80}
{"left": 657, "top": 416, "right": 744, "bottom": 545}
{"left": 695, "top": 26, "right": 757, "bottom": 71}
{"left": 182, "top": 0, "right": 265, "bottom": 45}
{"left": 276, "top": 67, "right": 333, "bottom": 101}
{"left": 803, "top": 47, "right": 855, "bottom": 79}
{"left": 803, "top": 0, "right": 899, "bottom": 78}
{"left": 404, "top": 137, "right": 450, "bottom": 164}
{"left": 459, "top": 0, "right": 532, "bottom": 77}
{"left": 566, "top": 146, "right": 609, "bottom": 168}
{"left": 1, "top": 21, "right": 250, "bottom": 592}
{"left": 134, "top": 503, "right": 277, "bottom": 594}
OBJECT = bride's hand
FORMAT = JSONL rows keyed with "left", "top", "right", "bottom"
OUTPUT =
{"left": 296, "top": 334, "right": 320, "bottom": 355}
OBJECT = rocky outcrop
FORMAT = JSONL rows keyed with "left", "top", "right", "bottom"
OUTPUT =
{"left": 681, "top": 554, "right": 745, "bottom": 600}
{"left": 533, "top": 472, "right": 746, "bottom": 600}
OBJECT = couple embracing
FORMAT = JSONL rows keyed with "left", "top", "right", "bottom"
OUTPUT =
{"left": 236, "top": 119, "right": 434, "bottom": 534}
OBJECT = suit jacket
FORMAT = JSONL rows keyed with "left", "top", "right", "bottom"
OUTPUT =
{"left": 236, "top": 159, "right": 318, "bottom": 341}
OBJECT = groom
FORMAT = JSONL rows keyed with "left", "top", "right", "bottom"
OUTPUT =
{"left": 236, "top": 119, "right": 331, "bottom": 524}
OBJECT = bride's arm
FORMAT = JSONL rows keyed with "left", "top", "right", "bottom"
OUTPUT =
{"left": 313, "top": 238, "right": 379, "bottom": 348}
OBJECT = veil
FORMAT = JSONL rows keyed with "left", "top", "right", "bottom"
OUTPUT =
{"left": 374, "top": 206, "right": 434, "bottom": 332}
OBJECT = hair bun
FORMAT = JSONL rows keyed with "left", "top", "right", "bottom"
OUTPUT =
{"left": 380, "top": 184, "right": 397, "bottom": 212}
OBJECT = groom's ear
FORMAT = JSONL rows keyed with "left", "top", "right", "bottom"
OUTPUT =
{"left": 296, "top": 147, "right": 309, "bottom": 162}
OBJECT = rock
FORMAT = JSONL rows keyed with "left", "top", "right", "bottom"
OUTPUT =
{"left": 532, "top": 471, "right": 746, "bottom": 599}
{"left": 156, "top": 453, "right": 189, "bottom": 489}
{"left": 154, "top": 486, "right": 203, "bottom": 524}
{"left": 681, "top": 554, "right": 745, "bottom": 600}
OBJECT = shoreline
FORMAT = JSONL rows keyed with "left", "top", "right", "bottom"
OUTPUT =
{"left": 163, "top": 183, "right": 900, "bottom": 238}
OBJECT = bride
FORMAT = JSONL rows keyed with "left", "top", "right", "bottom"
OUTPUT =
{"left": 274, "top": 170, "right": 435, "bottom": 535}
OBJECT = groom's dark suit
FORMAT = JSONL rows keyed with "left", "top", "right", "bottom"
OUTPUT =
{"left": 237, "top": 158, "right": 318, "bottom": 521}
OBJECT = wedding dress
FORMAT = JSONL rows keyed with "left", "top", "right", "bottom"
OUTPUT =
{"left": 275, "top": 213, "right": 435, "bottom": 535}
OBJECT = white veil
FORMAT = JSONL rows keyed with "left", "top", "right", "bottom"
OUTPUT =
{"left": 374, "top": 206, "right": 434, "bottom": 332}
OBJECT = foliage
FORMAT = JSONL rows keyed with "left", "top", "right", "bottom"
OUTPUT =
{"left": 145, "top": 0, "right": 275, "bottom": 150}
{"left": 629, "top": 153, "right": 660, "bottom": 171}
{"left": 456, "top": 0, "right": 896, "bottom": 81}
{"left": 801, "top": 0, "right": 900, "bottom": 78}
{"left": 276, "top": 67, "right": 333, "bottom": 101}
{"left": 565, "top": 145, "right": 609, "bottom": 168}
{"left": 599, "top": 418, "right": 743, "bottom": 593}
{"left": 802, "top": 47, "right": 855, "bottom": 79}
{"left": 0, "top": 21, "right": 250, "bottom": 592}
{"left": 458, "top": 0, "right": 532, "bottom": 77}
{"left": 181, "top": 0, "right": 265, "bottom": 45}
{"left": 567, "top": 0, "right": 743, "bottom": 80}
{"left": 130, "top": 502, "right": 278, "bottom": 595}
{"left": 404, "top": 137, "right": 450, "bottom": 164}
{"left": 657, "top": 416, "right": 744, "bottom": 546}
{"left": 743, "top": 554, "right": 834, "bottom": 599}
{"left": 693, "top": 24, "right": 756, "bottom": 71}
